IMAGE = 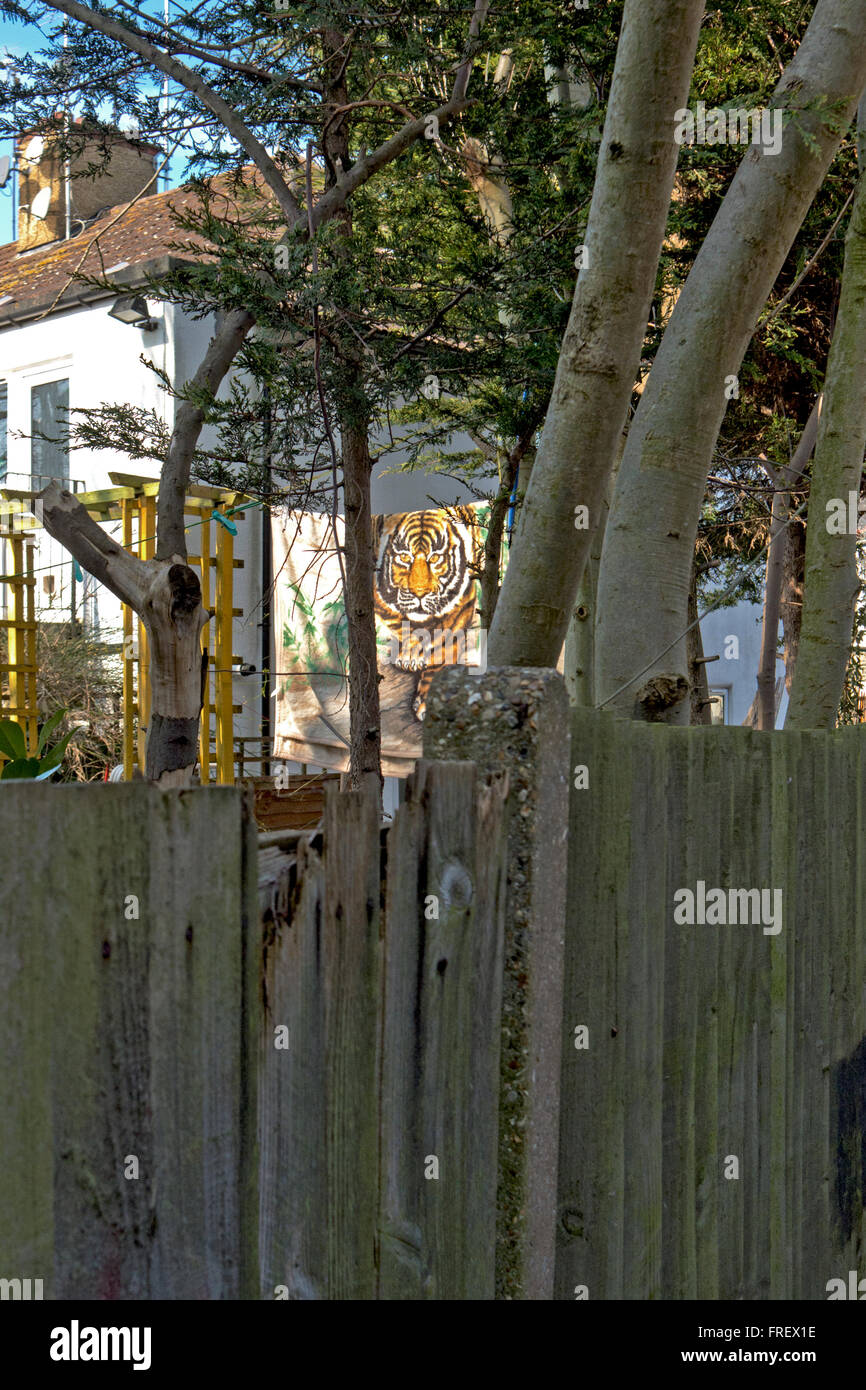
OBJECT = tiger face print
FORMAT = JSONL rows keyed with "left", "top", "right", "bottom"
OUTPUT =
{"left": 374, "top": 507, "right": 480, "bottom": 720}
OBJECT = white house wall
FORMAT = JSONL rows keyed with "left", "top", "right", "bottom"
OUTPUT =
{"left": 699, "top": 600, "right": 789, "bottom": 727}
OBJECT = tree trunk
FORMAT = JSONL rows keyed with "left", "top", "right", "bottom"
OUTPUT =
{"left": 757, "top": 466, "right": 795, "bottom": 731}
{"left": 563, "top": 430, "right": 624, "bottom": 704}
{"left": 479, "top": 427, "right": 540, "bottom": 630}
{"left": 595, "top": 0, "right": 866, "bottom": 722}
{"left": 480, "top": 475, "right": 510, "bottom": 632}
{"left": 751, "top": 401, "right": 821, "bottom": 728}
{"left": 781, "top": 516, "right": 807, "bottom": 693}
{"left": 320, "top": 28, "right": 383, "bottom": 790}
{"left": 341, "top": 418, "right": 382, "bottom": 785}
{"left": 36, "top": 482, "right": 210, "bottom": 786}
{"left": 487, "top": 0, "right": 705, "bottom": 669}
{"left": 786, "top": 173, "right": 866, "bottom": 728}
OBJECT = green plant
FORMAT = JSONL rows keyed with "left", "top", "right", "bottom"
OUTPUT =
{"left": 0, "top": 711, "right": 77, "bottom": 781}
{"left": 36, "top": 625, "right": 123, "bottom": 781}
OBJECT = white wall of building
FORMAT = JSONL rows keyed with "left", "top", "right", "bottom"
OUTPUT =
{"left": 699, "top": 600, "right": 788, "bottom": 727}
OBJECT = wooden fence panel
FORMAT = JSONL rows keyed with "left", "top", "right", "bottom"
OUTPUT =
{"left": 560, "top": 710, "right": 866, "bottom": 1302}
{"left": 321, "top": 774, "right": 382, "bottom": 1299}
{"left": 0, "top": 784, "right": 258, "bottom": 1299}
{"left": 558, "top": 708, "right": 630, "bottom": 1300}
{"left": 257, "top": 836, "right": 328, "bottom": 1299}
{"left": 378, "top": 761, "right": 507, "bottom": 1299}
{"left": 7, "top": 698, "right": 866, "bottom": 1303}
{"left": 256, "top": 762, "right": 507, "bottom": 1301}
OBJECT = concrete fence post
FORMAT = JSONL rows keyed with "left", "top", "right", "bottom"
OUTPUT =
{"left": 423, "top": 665, "right": 570, "bottom": 1300}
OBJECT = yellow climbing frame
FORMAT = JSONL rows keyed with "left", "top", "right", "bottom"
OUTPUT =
{"left": 77, "top": 473, "right": 247, "bottom": 783}
{"left": 0, "top": 513, "right": 39, "bottom": 757}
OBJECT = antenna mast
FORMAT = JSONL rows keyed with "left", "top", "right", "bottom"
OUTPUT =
{"left": 62, "top": 24, "right": 71, "bottom": 239}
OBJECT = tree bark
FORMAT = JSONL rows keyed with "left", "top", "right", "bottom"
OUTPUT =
{"left": 595, "top": 0, "right": 866, "bottom": 722}
{"left": 157, "top": 309, "right": 255, "bottom": 560}
{"left": 563, "top": 430, "right": 624, "bottom": 704}
{"left": 479, "top": 427, "right": 539, "bottom": 630}
{"left": 486, "top": 0, "right": 705, "bottom": 668}
{"left": 480, "top": 475, "right": 510, "bottom": 633}
{"left": 752, "top": 401, "right": 820, "bottom": 728}
{"left": 781, "top": 515, "right": 807, "bottom": 692}
{"left": 36, "top": 308, "right": 254, "bottom": 784}
{"left": 341, "top": 419, "right": 382, "bottom": 784}
{"left": 320, "top": 29, "right": 382, "bottom": 790}
{"left": 36, "top": 481, "right": 209, "bottom": 786}
{"left": 757, "top": 465, "right": 796, "bottom": 731}
{"left": 786, "top": 172, "right": 866, "bottom": 728}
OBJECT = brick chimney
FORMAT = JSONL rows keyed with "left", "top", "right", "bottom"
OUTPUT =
{"left": 17, "top": 120, "right": 160, "bottom": 250}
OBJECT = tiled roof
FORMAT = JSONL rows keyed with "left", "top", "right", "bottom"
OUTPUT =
{"left": 0, "top": 172, "right": 267, "bottom": 323}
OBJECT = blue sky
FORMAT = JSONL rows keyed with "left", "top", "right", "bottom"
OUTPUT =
{"left": 0, "top": 8, "right": 183, "bottom": 245}
{"left": 0, "top": 14, "right": 31, "bottom": 244}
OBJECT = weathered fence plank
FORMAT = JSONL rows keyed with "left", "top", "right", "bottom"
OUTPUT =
{"left": 322, "top": 774, "right": 382, "bottom": 1300}
{"left": 379, "top": 761, "right": 507, "bottom": 1299}
{"left": 0, "top": 784, "right": 258, "bottom": 1299}
{"left": 257, "top": 762, "right": 507, "bottom": 1301}
{"left": 6, "top": 691, "right": 866, "bottom": 1304}
{"left": 560, "top": 707, "right": 866, "bottom": 1302}
{"left": 257, "top": 834, "right": 327, "bottom": 1299}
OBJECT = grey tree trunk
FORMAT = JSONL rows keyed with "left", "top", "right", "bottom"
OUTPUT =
{"left": 37, "top": 482, "right": 211, "bottom": 786}
{"left": 563, "top": 432, "right": 624, "bottom": 704}
{"left": 486, "top": 0, "right": 706, "bottom": 668}
{"left": 781, "top": 517, "right": 807, "bottom": 693}
{"left": 786, "top": 174, "right": 866, "bottom": 728}
{"left": 756, "top": 466, "right": 794, "bottom": 731}
{"left": 752, "top": 402, "right": 820, "bottom": 728}
{"left": 595, "top": 0, "right": 866, "bottom": 722}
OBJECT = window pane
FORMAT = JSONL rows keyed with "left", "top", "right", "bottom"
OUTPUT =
{"left": 0, "top": 382, "right": 6, "bottom": 482}
{"left": 31, "top": 379, "right": 69, "bottom": 487}
{"left": 708, "top": 689, "right": 727, "bottom": 725}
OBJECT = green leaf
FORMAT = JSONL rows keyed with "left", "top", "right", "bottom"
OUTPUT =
{"left": 1, "top": 757, "right": 41, "bottom": 780}
{"left": 0, "top": 720, "right": 27, "bottom": 761}
{"left": 39, "top": 729, "right": 76, "bottom": 773}
{"left": 37, "top": 708, "right": 68, "bottom": 757}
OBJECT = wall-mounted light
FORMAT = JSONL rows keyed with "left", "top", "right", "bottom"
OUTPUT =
{"left": 108, "top": 293, "right": 158, "bottom": 331}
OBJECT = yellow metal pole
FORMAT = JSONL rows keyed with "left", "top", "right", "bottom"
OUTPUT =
{"left": 121, "top": 498, "right": 134, "bottom": 780}
{"left": 135, "top": 498, "right": 147, "bottom": 770}
{"left": 24, "top": 536, "right": 37, "bottom": 751}
{"left": 215, "top": 520, "right": 233, "bottom": 784}
{"left": 198, "top": 505, "right": 212, "bottom": 783}
{"left": 8, "top": 532, "right": 22, "bottom": 741}
{"left": 136, "top": 495, "right": 156, "bottom": 770}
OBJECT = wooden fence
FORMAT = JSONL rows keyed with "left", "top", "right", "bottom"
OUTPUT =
{"left": 3, "top": 685, "right": 866, "bottom": 1300}
{"left": 557, "top": 708, "right": 866, "bottom": 1301}
{"left": 0, "top": 763, "right": 509, "bottom": 1299}
{"left": 422, "top": 670, "right": 866, "bottom": 1303}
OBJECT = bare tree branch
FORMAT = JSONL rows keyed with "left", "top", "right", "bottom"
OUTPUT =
{"left": 157, "top": 307, "right": 256, "bottom": 559}
{"left": 36, "top": 480, "right": 147, "bottom": 608}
